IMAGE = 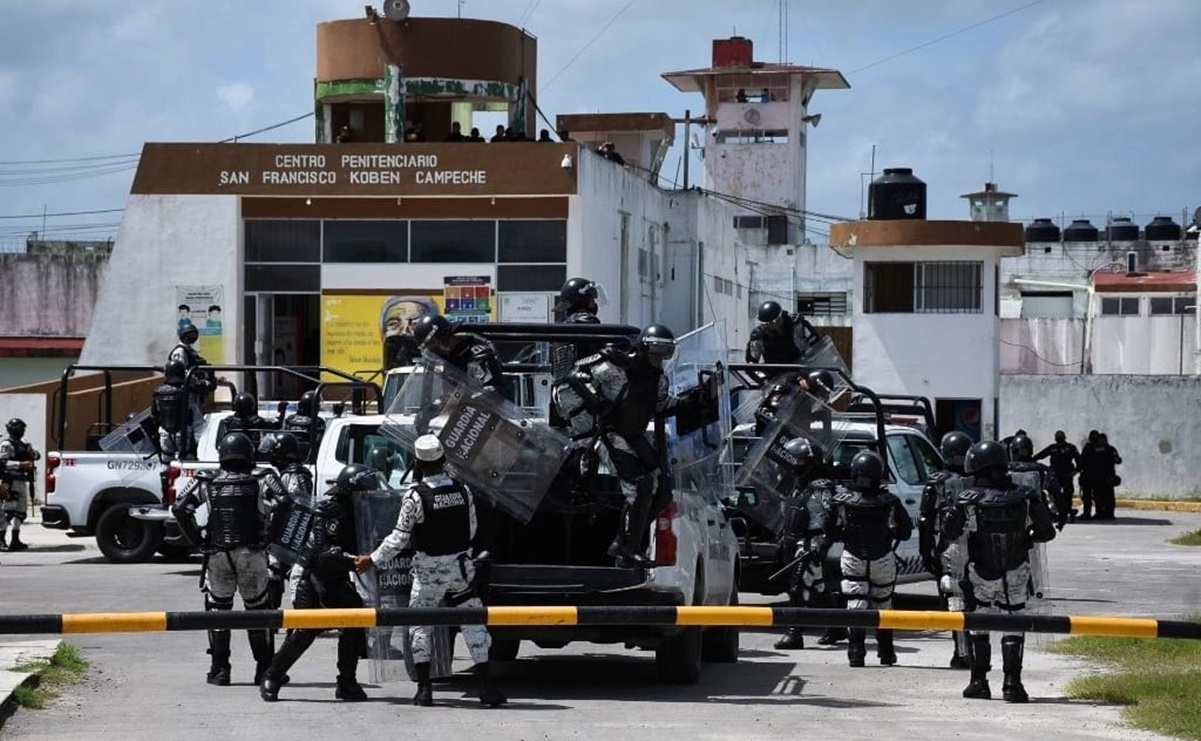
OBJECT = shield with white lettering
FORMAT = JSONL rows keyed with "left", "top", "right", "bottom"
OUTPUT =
{"left": 267, "top": 498, "right": 313, "bottom": 570}
{"left": 97, "top": 408, "right": 162, "bottom": 485}
{"left": 353, "top": 489, "right": 453, "bottom": 683}
{"left": 380, "top": 355, "right": 572, "bottom": 524}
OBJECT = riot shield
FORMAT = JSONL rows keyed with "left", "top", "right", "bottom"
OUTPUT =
{"left": 733, "top": 386, "right": 853, "bottom": 534}
{"left": 381, "top": 355, "right": 572, "bottom": 523}
{"left": 97, "top": 408, "right": 163, "bottom": 485}
{"left": 353, "top": 489, "right": 453, "bottom": 683}
{"left": 267, "top": 498, "right": 313, "bottom": 571}
{"left": 665, "top": 324, "right": 732, "bottom": 508}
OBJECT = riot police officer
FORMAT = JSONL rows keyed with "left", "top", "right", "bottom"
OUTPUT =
{"left": 412, "top": 314, "right": 506, "bottom": 395}
{"left": 1009, "top": 434, "right": 1068, "bottom": 531}
{"left": 172, "top": 433, "right": 279, "bottom": 686}
{"left": 167, "top": 322, "right": 215, "bottom": 457}
{"left": 0, "top": 418, "right": 40, "bottom": 551}
{"left": 744, "top": 300, "right": 820, "bottom": 366}
{"left": 773, "top": 437, "right": 839, "bottom": 650}
{"left": 223, "top": 392, "right": 282, "bottom": 446}
{"left": 918, "top": 430, "right": 973, "bottom": 669}
{"left": 554, "top": 324, "right": 711, "bottom": 567}
{"left": 824, "top": 450, "right": 913, "bottom": 667}
{"left": 282, "top": 391, "right": 326, "bottom": 462}
{"left": 1034, "top": 431, "right": 1081, "bottom": 522}
{"left": 942, "top": 440, "right": 1057, "bottom": 703}
{"left": 554, "top": 277, "right": 603, "bottom": 323}
{"left": 355, "top": 435, "right": 506, "bottom": 707}
{"left": 259, "top": 463, "right": 375, "bottom": 703}
{"left": 753, "top": 372, "right": 803, "bottom": 436}
{"left": 151, "top": 359, "right": 194, "bottom": 458}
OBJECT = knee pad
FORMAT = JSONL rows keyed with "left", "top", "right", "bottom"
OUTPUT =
{"left": 244, "top": 587, "right": 273, "bottom": 611}
{"left": 206, "top": 595, "right": 234, "bottom": 612}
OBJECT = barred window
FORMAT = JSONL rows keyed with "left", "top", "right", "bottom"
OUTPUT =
{"left": 864, "top": 261, "right": 983, "bottom": 314}
{"left": 797, "top": 292, "right": 848, "bottom": 316}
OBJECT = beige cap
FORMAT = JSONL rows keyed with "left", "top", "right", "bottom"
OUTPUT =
{"left": 414, "top": 434, "right": 445, "bottom": 462}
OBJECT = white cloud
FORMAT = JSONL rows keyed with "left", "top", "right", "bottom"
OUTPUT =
{"left": 216, "top": 83, "right": 256, "bottom": 113}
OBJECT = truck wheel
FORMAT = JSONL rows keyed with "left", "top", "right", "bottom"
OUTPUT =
{"left": 489, "top": 638, "right": 521, "bottom": 662}
{"left": 657, "top": 569, "right": 704, "bottom": 684}
{"left": 702, "top": 582, "right": 740, "bottom": 663}
{"left": 96, "top": 506, "right": 163, "bottom": 564}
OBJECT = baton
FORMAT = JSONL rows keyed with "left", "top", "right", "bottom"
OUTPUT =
{"left": 768, "top": 553, "right": 807, "bottom": 582}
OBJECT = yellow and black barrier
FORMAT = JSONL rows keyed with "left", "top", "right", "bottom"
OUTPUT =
{"left": 0, "top": 607, "right": 1196, "bottom": 640}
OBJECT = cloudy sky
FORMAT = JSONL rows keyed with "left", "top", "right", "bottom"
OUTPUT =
{"left": 1, "top": 0, "right": 1198, "bottom": 245}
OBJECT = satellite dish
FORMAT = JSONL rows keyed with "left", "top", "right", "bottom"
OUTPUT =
{"left": 383, "top": 0, "right": 411, "bottom": 21}
{"left": 743, "top": 108, "right": 761, "bottom": 125}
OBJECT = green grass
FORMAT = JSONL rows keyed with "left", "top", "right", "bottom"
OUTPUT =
{"left": 8, "top": 643, "right": 89, "bottom": 710}
{"left": 1169, "top": 529, "right": 1201, "bottom": 546}
{"left": 1054, "top": 630, "right": 1201, "bottom": 739}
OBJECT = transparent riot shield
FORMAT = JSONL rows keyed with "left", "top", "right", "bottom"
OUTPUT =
{"left": 665, "top": 324, "right": 732, "bottom": 508}
{"left": 799, "top": 334, "right": 849, "bottom": 376}
{"left": 733, "top": 385, "right": 853, "bottom": 534}
{"left": 97, "top": 408, "right": 164, "bottom": 485}
{"left": 381, "top": 355, "right": 572, "bottom": 523}
{"left": 353, "top": 488, "right": 454, "bottom": 683}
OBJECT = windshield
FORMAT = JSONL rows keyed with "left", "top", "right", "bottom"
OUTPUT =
{"left": 337, "top": 424, "right": 413, "bottom": 489}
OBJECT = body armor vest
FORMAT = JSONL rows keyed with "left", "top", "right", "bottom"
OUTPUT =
{"left": 153, "top": 383, "right": 187, "bottom": 434}
{"left": 206, "top": 472, "right": 264, "bottom": 550}
{"left": 412, "top": 477, "right": 472, "bottom": 556}
{"left": 280, "top": 465, "right": 314, "bottom": 506}
{"left": 3, "top": 438, "right": 36, "bottom": 483}
{"left": 962, "top": 486, "right": 1031, "bottom": 580}
{"left": 931, "top": 471, "right": 970, "bottom": 532}
{"left": 606, "top": 362, "right": 660, "bottom": 439}
{"left": 753, "top": 320, "right": 803, "bottom": 364}
{"left": 835, "top": 488, "right": 898, "bottom": 560}
{"left": 1009, "top": 463, "right": 1049, "bottom": 494}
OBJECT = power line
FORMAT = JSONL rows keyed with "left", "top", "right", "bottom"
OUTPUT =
{"left": 517, "top": 0, "right": 541, "bottom": 27}
{"left": 542, "top": 0, "right": 639, "bottom": 92}
{"left": 849, "top": 0, "right": 1047, "bottom": 75}
{"left": 0, "top": 153, "right": 140, "bottom": 166}
{"left": 0, "top": 208, "right": 124, "bottom": 220}
{"left": 218, "top": 112, "right": 314, "bottom": 143}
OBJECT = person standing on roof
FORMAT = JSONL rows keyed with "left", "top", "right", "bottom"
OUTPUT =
{"left": 745, "top": 300, "right": 821, "bottom": 368}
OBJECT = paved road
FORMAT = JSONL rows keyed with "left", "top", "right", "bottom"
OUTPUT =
{"left": 3, "top": 508, "right": 1199, "bottom": 740}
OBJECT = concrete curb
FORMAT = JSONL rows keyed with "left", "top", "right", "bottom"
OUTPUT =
{"left": 0, "top": 639, "right": 62, "bottom": 731}
{"left": 1115, "top": 499, "right": 1201, "bottom": 513}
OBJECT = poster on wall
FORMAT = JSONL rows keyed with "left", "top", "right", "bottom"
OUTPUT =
{"left": 321, "top": 289, "right": 497, "bottom": 379}
{"left": 174, "top": 285, "right": 225, "bottom": 362}
{"left": 443, "top": 276, "right": 492, "bottom": 324}
{"left": 499, "top": 294, "right": 550, "bottom": 324}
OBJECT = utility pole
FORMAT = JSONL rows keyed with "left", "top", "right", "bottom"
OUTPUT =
{"left": 672, "top": 110, "right": 714, "bottom": 191}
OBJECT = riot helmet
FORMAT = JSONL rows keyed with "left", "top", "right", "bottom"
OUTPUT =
{"left": 296, "top": 391, "right": 317, "bottom": 417}
{"left": 258, "top": 431, "right": 301, "bottom": 463}
{"left": 757, "top": 300, "right": 783, "bottom": 324}
{"left": 178, "top": 322, "right": 199, "bottom": 344}
{"left": 413, "top": 314, "right": 453, "bottom": 351}
{"left": 232, "top": 392, "right": 257, "bottom": 418}
{"left": 555, "top": 277, "right": 605, "bottom": 314}
{"left": 5, "top": 418, "right": 26, "bottom": 439}
{"left": 940, "top": 431, "right": 972, "bottom": 469}
{"left": 964, "top": 440, "right": 1009, "bottom": 479}
{"left": 637, "top": 324, "right": 677, "bottom": 368}
{"left": 783, "top": 436, "right": 824, "bottom": 473}
{"left": 217, "top": 432, "right": 255, "bottom": 472}
{"left": 1009, "top": 434, "right": 1034, "bottom": 463}
{"left": 805, "top": 370, "right": 836, "bottom": 400}
{"left": 850, "top": 450, "right": 885, "bottom": 492}
{"left": 334, "top": 463, "right": 378, "bottom": 495}
{"left": 164, "top": 359, "right": 187, "bottom": 383}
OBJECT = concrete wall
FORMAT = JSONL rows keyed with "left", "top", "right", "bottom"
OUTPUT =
{"left": 1000, "top": 374, "right": 1201, "bottom": 498}
{"left": 0, "top": 252, "right": 108, "bottom": 336}
{"left": 0, "top": 358, "right": 79, "bottom": 390}
{"left": 79, "top": 194, "right": 242, "bottom": 366}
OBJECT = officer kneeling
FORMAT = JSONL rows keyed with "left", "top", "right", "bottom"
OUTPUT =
{"left": 355, "top": 434, "right": 506, "bottom": 708}
{"left": 942, "top": 440, "right": 1057, "bottom": 703}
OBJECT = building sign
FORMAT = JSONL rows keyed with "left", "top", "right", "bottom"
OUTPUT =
{"left": 443, "top": 276, "right": 492, "bottom": 324}
{"left": 131, "top": 143, "right": 578, "bottom": 197}
{"left": 499, "top": 293, "right": 550, "bottom": 323}
{"left": 174, "top": 285, "right": 225, "bottom": 363}
{"left": 321, "top": 290, "right": 497, "bottom": 379}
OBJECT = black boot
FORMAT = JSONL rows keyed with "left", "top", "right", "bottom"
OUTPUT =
{"left": 847, "top": 628, "right": 867, "bottom": 667}
{"left": 248, "top": 629, "right": 275, "bottom": 685}
{"left": 335, "top": 629, "right": 367, "bottom": 701}
{"left": 950, "top": 631, "right": 971, "bottom": 669}
{"left": 474, "top": 662, "right": 507, "bottom": 707}
{"left": 1001, "top": 635, "right": 1028, "bottom": 703}
{"left": 413, "top": 662, "right": 434, "bottom": 706}
{"left": 260, "top": 628, "right": 316, "bottom": 701}
{"left": 0, "top": 532, "right": 7, "bottom": 550}
{"left": 206, "top": 630, "right": 232, "bottom": 687}
{"left": 876, "top": 629, "right": 896, "bottom": 666}
{"left": 962, "top": 633, "right": 992, "bottom": 699}
{"left": 608, "top": 489, "right": 654, "bottom": 568}
{"left": 8, "top": 531, "right": 27, "bottom": 551}
{"left": 773, "top": 627, "right": 805, "bottom": 650}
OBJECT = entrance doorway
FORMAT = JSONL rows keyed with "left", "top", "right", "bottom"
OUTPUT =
{"left": 935, "top": 398, "right": 983, "bottom": 443}
{"left": 243, "top": 293, "right": 320, "bottom": 401}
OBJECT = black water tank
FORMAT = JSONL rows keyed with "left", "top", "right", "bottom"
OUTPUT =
{"left": 1063, "top": 219, "right": 1098, "bottom": 242}
{"left": 1145, "top": 216, "right": 1182, "bottom": 241}
{"left": 1025, "top": 218, "right": 1061, "bottom": 242}
{"left": 1106, "top": 216, "right": 1140, "bottom": 241}
{"left": 868, "top": 168, "right": 927, "bottom": 220}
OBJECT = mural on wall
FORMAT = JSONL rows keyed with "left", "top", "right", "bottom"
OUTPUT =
{"left": 321, "top": 279, "right": 497, "bottom": 379}
{"left": 174, "top": 285, "right": 225, "bottom": 363}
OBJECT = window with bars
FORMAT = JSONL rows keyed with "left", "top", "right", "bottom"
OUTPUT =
{"left": 863, "top": 261, "right": 983, "bottom": 314}
{"left": 797, "top": 292, "right": 848, "bottom": 316}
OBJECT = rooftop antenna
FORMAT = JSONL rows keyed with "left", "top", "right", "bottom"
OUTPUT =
{"left": 778, "top": 0, "right": 789, "bottom": 63}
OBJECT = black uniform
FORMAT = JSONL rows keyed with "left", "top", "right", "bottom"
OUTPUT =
{"left": 1079, "top": 441, "right": 1122, "bottom": 521}
{"left": 918, "top": 468, "right": 972, "bottom": 666}
{"left": 825, "top": 483, "right": 914, "bottom": 667}
{"left": 942, "top": 476, "right": 1056, "bottom": 702}
{"left": 773, "top": 476, "right": 838, "bottom": 649}
{"left": 151, "top": 379, "right": 189, "bottom": 456}
{"left": 437, "top": 331, "right": 506, "bottom": 395}
{"left": 745, "top": 313, "right": 820, "bottom": 365}
{"left": 1009, "top": 460, "right": 1068, "bottom": 531}
{"left": 260, "top": 486, "right": 368, "bottom": 701}
{"left": 224, "top": 412, "right": 282, "bottom": 448}
{"left": 172, "top": 468, "right": 278, "bottom": 685}
{"left": 1033, "top": 440, "right": 1080, "bottom": 513}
